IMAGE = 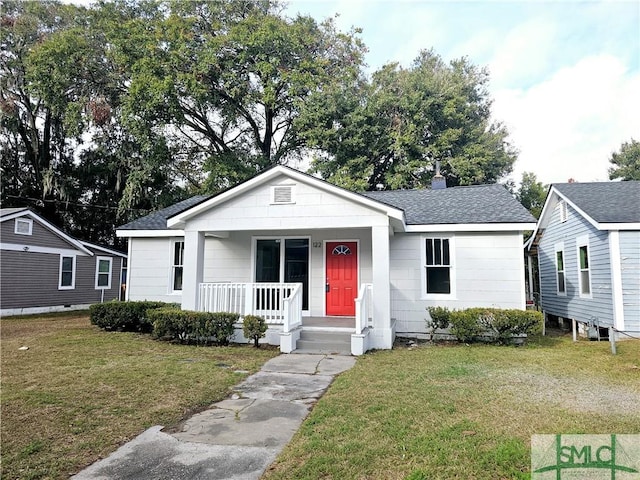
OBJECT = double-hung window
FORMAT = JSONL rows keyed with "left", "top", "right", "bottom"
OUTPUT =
{"left": 172, "top": 241, "right": 185, "bottom": 292}
{"left": 577, "top": 236, "right": 591, "bottom": 297}
{"left": 424, "top": 237, "right": 453, "bottom": 295}
{"left": 59, "top": 255, "right": 76, "bottom": 290}
{"left": 95, "top": 257, "right": 112, "bottom": 289}
{"left": 555, "top": 242, "right": 565, "bottom": 295}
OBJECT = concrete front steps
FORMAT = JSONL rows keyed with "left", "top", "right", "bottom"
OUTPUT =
{"left": 292, "top": 328, "right": 352, "bottom": 355}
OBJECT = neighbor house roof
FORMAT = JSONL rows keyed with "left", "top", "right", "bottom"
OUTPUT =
{"left": 553, "top": 181, "right": 640, "bottom": 224}
{"left": 117, "top": 195, "right": 210, "bottom": 230}
{"left": 361, "top": 184, "right": 535, "bottom": 224}
{"left": 0, "top": 208, "right": 125, "bottom": 256}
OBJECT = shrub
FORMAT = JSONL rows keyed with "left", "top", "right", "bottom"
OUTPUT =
{"left": 150, "top": 308, "right": 238, "bottom": 345}
{"left": 90, "top": 301, "right": 175, "bottom": 333}
{"left": 425, "top": 306, "right": 544, "bottom": 344}
{"left": 242, "top": 315, "right": 268, "bottom": 348}
{"left": 426, "top": 306, "right": 451, "bottom": 337}
{"left": 449, "top": 309, "right": 485, "bottom": 343}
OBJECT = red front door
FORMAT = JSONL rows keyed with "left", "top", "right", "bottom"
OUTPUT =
{"left": 326, "top": 241, "right": 358, "bottom": 316}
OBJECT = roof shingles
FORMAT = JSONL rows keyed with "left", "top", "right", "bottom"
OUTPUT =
{"left": 361, "top": 184, "right": 535, "bottom": 224}
{"left": 554, "top": 181, "right": 640, "bottom": 224}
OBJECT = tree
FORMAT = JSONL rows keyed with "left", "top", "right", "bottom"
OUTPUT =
{"left": 516, "top": 172, "right": 547, "bottom": 219}
{"left": 300, "top": 50, "right": 517, "bottom": 190}
{"left": 1, "top": 1, "right": 187, "bottom": 245}
{"left": 122, "top": 0, "right": 366, "bottom": 192}
{"left": 609, "top": 139, "right": 640, "bottom": 181}
{"left": 1, "top": 1, "right": 89, "bottom": 225}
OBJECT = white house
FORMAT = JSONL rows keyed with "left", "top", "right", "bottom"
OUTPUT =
{"left": 116, "top": 166, "right": 536, "bottom": 354}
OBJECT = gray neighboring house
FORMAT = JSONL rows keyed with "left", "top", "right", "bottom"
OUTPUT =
{"left": 0, "top": 208, "right": 127, "bottom": 316}
{"left": 527, "top": 181, "right": 640, "bottom": 337}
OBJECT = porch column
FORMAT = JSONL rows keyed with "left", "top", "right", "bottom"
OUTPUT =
{"left": 371, "top": 223, "right": 392, "bottom": 348}
{"left": 182, "top": 230, "right": 205, "bottom": 311}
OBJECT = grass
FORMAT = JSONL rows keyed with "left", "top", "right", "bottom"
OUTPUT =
{"left": 0, "top": 312, "right": 279, "bottom": 480}
{"left": 264, "top": 334, "right": 640, "bottom": 480}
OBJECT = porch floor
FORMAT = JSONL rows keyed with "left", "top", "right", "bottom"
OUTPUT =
{"left": 302, "top": 316, "right": 355, "bottom": 329}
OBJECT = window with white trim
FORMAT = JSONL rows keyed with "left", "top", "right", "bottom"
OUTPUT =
{"left": 424, "top": 237, "right": 453, "bottom": 295}
{"left": 554, "top": 243, "right": 565, "bottom": 295}
{"left": 15, "top": 218, "right": 33, "bottom": 235}
{"left": 95, "top": 257, "right": 112, "bottom": 289}
{"left": 577, "top": 236, "right": 591, "bottom": 297}
{"left": 59, "top": 255, "right": 76, "bottom": 289}
{"left": 172, "top": 241, "right": 184, "bottom": 292}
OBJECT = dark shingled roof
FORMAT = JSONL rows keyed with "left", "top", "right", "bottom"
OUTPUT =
{"left": 118, "top": 183, "right": 536, "bottom": 231}
{"left": 361, "top": 184, "right": 535, "bottom": 224}
{"left": 554, "top": 181, "right": 640, "bottom": 223}
{"left": 117, "top": 195, "right": 211, "bottom": 230}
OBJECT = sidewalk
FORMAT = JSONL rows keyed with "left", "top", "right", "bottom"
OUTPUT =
{"left": 72, "top": 354, "right": 356, "bottom": 480}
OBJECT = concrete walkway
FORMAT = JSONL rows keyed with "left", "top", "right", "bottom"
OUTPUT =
{"left": 72, "top": 354, "right": 356, "bottom": 480}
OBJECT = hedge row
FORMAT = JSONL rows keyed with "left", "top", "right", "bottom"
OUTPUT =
{"left": 150, "top": 308, "right": 238, "bottom": 345}
{"left": 90, "top": 301, "right": 176, "bottom": 333}
{"left": 427, "top": 307, "right": 543, "bottom": 343}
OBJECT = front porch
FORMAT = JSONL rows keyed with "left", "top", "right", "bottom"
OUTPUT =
{"left": 197, "top": 282, "right": 374, "bottom": 355}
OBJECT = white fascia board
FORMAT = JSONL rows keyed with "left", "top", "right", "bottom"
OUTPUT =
{"left": 2, "top": 209, "right": 93, "bottom": 255}
{"left": 0, "top": 208, "right": 29, "bottom": 222}
{"left": 80, "top": 241, "right": 128, "bottom": 257}
{"left": 166, "top": 165, "right": 406, "bottom": 228}
{"left": 405, "top": 222, "right": 536, "bottom": 233}
{"left": 598, "top": 222, "right": 640, "bottom": 230}
{"left": 1, "top": 242, "right": 91, "bottom": 257}
{"left": 116, "top": 229, "right": 185, "bottom": 238}
{"left": 527, "top": 186, "right": 600, "bottom": 250}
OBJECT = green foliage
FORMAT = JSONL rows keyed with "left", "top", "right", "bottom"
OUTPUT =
{"left": 516, "top": 171, "right": 547, "bottom": 219}
{"left": 302, "top": 50, "right": 516, "bottom": 190}
{"left": 242, "top": 315, "right": 268, "bottom": 348}
{"left": 90, "top": 301, "right": 174, "bottom": 333}
{"left": 609, "top": 138, "right": 640, "bottom": 181}
{"left": 425, "top": 307, "right": 543, "bottom": 344}
{"left": 150, "top": 309, "right": 238, "bottom": 346}
{"left": 426, "top": 306, "right": 451, "bottom": 336}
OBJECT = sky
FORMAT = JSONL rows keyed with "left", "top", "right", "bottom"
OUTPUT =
{"left": 284, "top": 0, "right": 640, "bottom": 186}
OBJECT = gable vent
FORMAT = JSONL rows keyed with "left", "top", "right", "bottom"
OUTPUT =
{"left": 271, "top": 185, "right": 295, "bottom": 204}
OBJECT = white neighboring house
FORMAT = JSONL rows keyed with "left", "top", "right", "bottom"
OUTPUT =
{"left": 116, "top": 166, "right": 536, "bottom": 354}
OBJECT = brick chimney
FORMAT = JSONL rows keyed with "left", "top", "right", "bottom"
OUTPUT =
{"left": 431, "top": 160, "right": 446, "bottom": 190}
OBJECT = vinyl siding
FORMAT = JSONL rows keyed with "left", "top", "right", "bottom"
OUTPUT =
{"left": 390, "top": 232, "right": 526, "bottom": 334}
{"left": 620, "top": 230, "right": 640, "bottom": 330}
{"left": 0, "top": 249, "right": 122, "bottom": 310}
{"left": 538, "top": 200, "right": 614, "bottom": 325}
{"left": 1, "top": 216, "right": 78, "bottom": 250}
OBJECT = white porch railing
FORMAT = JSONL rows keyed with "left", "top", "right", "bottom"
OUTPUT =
{"left": 282, "top": 283, "right": 303, "bottom": 333}
{"left": 198, "top": 282, "right": 303, "bottom": 326}
{"left": 354, "top": 283, "right": 373, "bottom": 334}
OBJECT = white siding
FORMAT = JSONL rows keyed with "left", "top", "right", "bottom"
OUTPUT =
{"left": 620, "top": 230, "right": 640, "bottom": 330}
{"left": 186, "top": 174, "right": 390, "bottom": 231}
{"left": 390, "top": 232, "right": 526, "bottom": 334}
{"left": 130, "top": 229, "right": 373, "bottom": 316}
{"left": 128, "top": 237, "right": 180, "bottom": 303}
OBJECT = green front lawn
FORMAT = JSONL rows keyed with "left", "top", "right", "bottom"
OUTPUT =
{"left": 1, "top": 313, "right": 279, "bottom": 480}
{"left": 264, "top": 335, "right": 640, "bottom": 480}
